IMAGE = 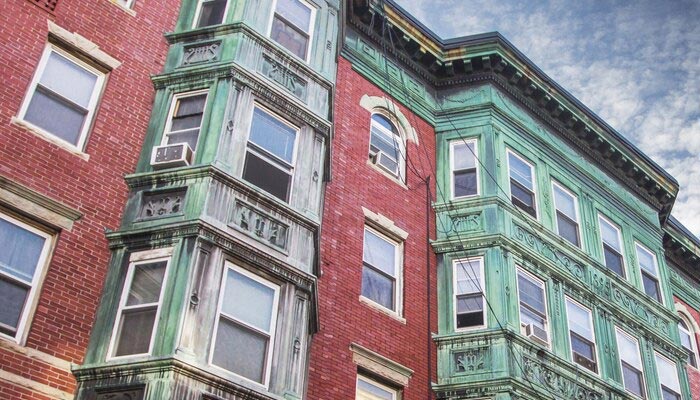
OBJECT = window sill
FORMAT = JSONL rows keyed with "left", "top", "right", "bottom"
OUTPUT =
{"left": 366, "top": 159, "right": 407, "bottom": 189}
{"left": 10, "top": 117, "right": 90, "bottom": 161}
{"left": 106, "top": 0, "right": 136, "bottom": 16}
{"left": 359, "top": 296, "right": 406, "bottom": 324}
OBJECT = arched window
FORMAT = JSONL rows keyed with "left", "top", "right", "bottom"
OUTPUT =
{"left": 678, "top": 314, "right": 698, "bottom": 368}
{"left": 368, "top": 113, "right": 405, "bottom": 180}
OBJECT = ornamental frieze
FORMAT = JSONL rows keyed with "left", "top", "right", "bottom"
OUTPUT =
{"left": 454, "top": 347, "right": 489, "bottom": 373}
{"left": 261, "top": 56, "right": 307, "bottom": 100}
{"left": 513, "top": 224, "right": 585, "bottom": 279}
{"left": 230, "top": 201, "right": 289, "bottom": 251}
{"left": 522, "top": 357, "right": 603, "bottom": 400}
{"left": 182, "top": 41, "right": 220, "bottom": 66}
{"left": 450, "top": 213, "right": 481, "bottom": 234}
{"left": 139, "top": 189, "right": 186, "bottom": 219}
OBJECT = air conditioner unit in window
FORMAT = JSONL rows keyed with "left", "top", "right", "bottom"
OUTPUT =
{"left": 573, "top": 352, "right": 597, "bottom": 372}
{"left": 369, "top": 148, "right": 399, "bottom": 176}
{"left": 523, "top": 323, "right": 549, "bottom": 346}
{"left": 151, "top": 143, "right": 194, "bottom": 169}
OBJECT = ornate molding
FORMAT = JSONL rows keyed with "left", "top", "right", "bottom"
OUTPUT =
{"left": 229, "top": 201, "right": 289, "bottom": 251}
{"left": 350, "top": 343, "right": 413, "bottom": 386}
{"left": 182, "top": 41, "right": 221, "bottom": 66}
{"left": 522, "top": 357, "right": 604, "bottom": 400}
{"left": 139, "top": 189, "right": 186, "bottom": 220}
{"left": 261, "top": 56, "right": 307, "bottom": 101}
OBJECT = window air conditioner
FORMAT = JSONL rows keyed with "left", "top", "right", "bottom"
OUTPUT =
{"left": 523, "top": 323, "right": 549, "bottom": 346}
{"left": 151, "top": 143, "right": 194, "bottom": 169}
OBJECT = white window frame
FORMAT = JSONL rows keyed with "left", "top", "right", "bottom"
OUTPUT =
{"left": 453, "top": 257, "right": 485, "bottom": 332}
{"left": 361, "top": 226, "right": 402, "bottom": 316}
{"left": 635, "top": 242, "right": 662, "bottom": 303}
{"left": 654, "top": 352, "right": 682, "bottom": 400}
{"left": 0, "top": 212, "right": 54, "bottom": 345}
{"left": 516, "top": 267, "right": 549, "bottom": 346}
{"left": 450, "top": 139, "right": 480, "bottom": 199}
{"left": 267, "top": 0, "right": 317, "bottom": 62}
{"left": 552, "top": 181, "right": 582, "bottom": 248}
{"left": 209, "top": 262, "right": 280, "bottom": 388}
{"left": 243, "top": 104, "right": 299, "bottom": 203}
{"left": 115, "top": 0, "right": 135, "bottom": 8}
{"left": 615, "top": 327, "right": 646, "bottom": 399}
{"left": 107, "top": 251, "right": 171, "bottom": 360}
{"left": 678, "top": 313, "right": 699, "bottom": 369}
{"left": 368, "top": 112, "right": 406, "bottom": 182}
{"left": 598, "top": 213, "right": 626, "bottom": 278}
{"left": 506, "top": 149, "right": 538, "bottom": 219}
{"left": 356, "top": 374, "right": 398, "bottom": 400}
{"left": 17, "top": 44, "right": 106, "bottom": 152}
{"left": 160, "top": 89, "right": 209, "bottom": 152}
{"left": 192, "top": 0, "right": 231, "bottom": 29}
{"left": 565, "top": 297, "right": 598, "bottom": 375}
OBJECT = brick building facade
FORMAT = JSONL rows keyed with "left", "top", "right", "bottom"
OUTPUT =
{"left": 0, "top": 1, "right": 180, "bottom": 399}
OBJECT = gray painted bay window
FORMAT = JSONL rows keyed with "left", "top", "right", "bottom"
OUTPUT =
{"left": 211, "top": 264, "right": 279, "bottom": 386}
{"left": 109, "top": 254, "right": 169, "bottom": 358}
{"left": 270, "top": 0, "right": 315, "bottom": 60}
{"left": 243, "top": 106, "right": 297, "bottom": 202}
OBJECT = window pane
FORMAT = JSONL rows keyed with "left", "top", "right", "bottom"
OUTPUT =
{"left": 454, "top": 261, "right": 480, "bottom": 294}
{"left": 553, "top": 185, "right": 577, "bottom": 218}
{"left": 616, "top": 331, "right": 642, "bottom": 368}
{"left": 357, "top": 378, "right": 395, "bottom": 400}
{"left": 621, "top": 363, "right": 644, "bottom": 398}
{"left": 0, "top": 218, "right": 46, "bottom": 282}
{"left": 0, "top": 278, "right": 28, "bottom": 333}
{"left": 126, "top": 261, "right": 167, "bottom": 306}
{"left": 557, "top": 213, "right": 580, "bottom": 246}
{"left": 276, "top": 0, "right": 312, "bottom": 30}
{"left": 370, "top": 127, "right": 400, "bottom": 160}
{"left": 363, "top": 230, "right": 396, "bottom": 276}
{"left": 566, "top": 300, "right": 592, "bottom": 339}
{"left": 454, "top": 170, "right": 477, "bottom": 197}
{"left": 165, "top": 129, "right": 200, "bottom": 151}
{"left": 603, "top": 245, "right": 624, "bottom": 276}
{"left": 113, "top": 308, "right": 156, "bottom": 356}
{"left": 24, "top": 88, "right": 86, "bottom": 145}
{"left": 520, "top": 306, "right": 546, "bottom": 330}
{"left": 40, "top": 52, "right": 97, "bottom": 108}
{"left": 571, "top": 333, "right": 595, "bottom": 360}
{"left": 456, "top": 294, "right": 483, "bottom": 328}
{"left": 221, "top": 269, "right": 275, "bottom": 332}
{"left": 508, "top": 153, "right": 533, "bottom": 189}
{"left": 641, "top": 272, "right": 661, "bottom": 302}
{"left": 511, "top": 181, "right": 536, "bottom": 216}
{"left": 371, "top": 114, "right": 397, "bottom": 133}
{"left": 271, "top": 17, "right": 309, "bottom": 59}
{"left": 249, "top": 108, "right": 296, "bottom": 163}
{"left": 636, "top": 245, "right": 657, "bottom": 275}
{"left": 655, "top": 354, "right": 681, "bottom": 392}
{"left": 599, "top": 217, "right": 621, "bottom": 249}
{"left": 196, "top": 0, "right": 227, "bottom": 27}
{"left": 518, "top": 273, "right": 545, "bottom": 314}
{"left": 361, "top": 265, "right": 394, "bottom": 310}
{"left": 453, "top": 142, "right": 476, "bottom": 170}
{"left": 662, "top": 388, "right": 681, "bottom": 400}
{"left": 171, "top": 94, "right": 206, "bottom": 131}
{"left": 242, "top": 151, "right": 292, "bottom": 201}
{"left": 212, "top": 318, "right": 268, "bottom": 383}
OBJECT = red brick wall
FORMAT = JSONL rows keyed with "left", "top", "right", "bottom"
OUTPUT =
{"left": 308, "top": 57, "right": 437, "bottom": 399}
{"left": 0, "top": 0, "right": 179, "bottom": 396}
{"left": 674, "top": 297, "right": 700, "bottom": 399}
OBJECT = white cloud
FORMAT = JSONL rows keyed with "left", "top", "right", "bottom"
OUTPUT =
{"left": 396, "top": 0, "right": 700, "bottom": 236}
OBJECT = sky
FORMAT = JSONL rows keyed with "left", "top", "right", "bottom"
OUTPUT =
{"left": 395, "top": 0, "right": 700, "bottom": 237}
